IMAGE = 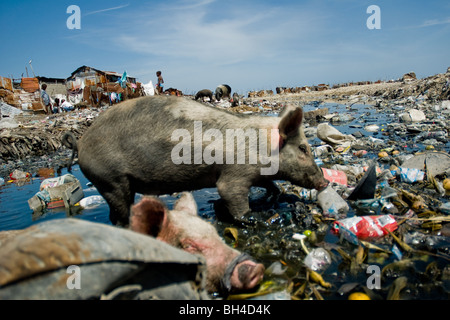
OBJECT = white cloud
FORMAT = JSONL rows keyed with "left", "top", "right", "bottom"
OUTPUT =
{"left": 418, "top": 17, "right": 450, "bottom": 28}
{"left": 113, "top": 0, "right": 321, "bottom": 66}
{"left": 84, "top": 4, "right": 130, "bottom": 17}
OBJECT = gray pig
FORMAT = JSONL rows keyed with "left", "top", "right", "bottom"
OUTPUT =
{"left": 195, "top": 89, "right": 213, "bottom": 102}
{"left": 64, "top": 95, "right": 328, "bottom": 226}
{"left": 215, "top": 84, "right": 231, "bottom": 101}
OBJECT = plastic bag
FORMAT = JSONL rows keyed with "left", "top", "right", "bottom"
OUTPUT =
{"left": 317, "top": 123, "right": 356, "bottom": 147}
{"left": 399, "top": 167, "right": 424, "bottom": 183}
{"left": 78, "top": 195, "right": 106, "bottom": 209}
{"left": 40, "top": 174, "right": 77, "bottom": 190}
{"left": 304, "top": 248, "right": 331, "bottom": 272}
{"left": 10, "top": 169, "right": 31, "bottom": 180}
{"left": 332, "top": 215, "right": 398, "bottom": 241}
{"left": 322, "top": 168, "right": 348, "bottom": 186}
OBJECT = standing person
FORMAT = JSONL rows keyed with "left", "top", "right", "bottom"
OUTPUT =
{"left": 40, "top": 84, "right": 52, "bottom": 114}
{"left": 156, "top": 71, "right": 164, "bottom": 94}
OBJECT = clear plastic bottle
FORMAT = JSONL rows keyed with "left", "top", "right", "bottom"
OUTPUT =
{"left": 317, "top": 185, "right": 349, "bottom": 218}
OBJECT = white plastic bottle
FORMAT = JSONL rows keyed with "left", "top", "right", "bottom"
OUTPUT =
{"left": 317, "top": 185, "right": 349, "bottom": 218}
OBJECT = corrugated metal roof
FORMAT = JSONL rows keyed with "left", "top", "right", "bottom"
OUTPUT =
{"left": 68, "top": 66, "right": 135, "bottom": 80}
{"left": 0, "top": 76, "right": 13, "bottom": 91}
{"left": 21, "top": 78, "right": 40, "bottom": 93}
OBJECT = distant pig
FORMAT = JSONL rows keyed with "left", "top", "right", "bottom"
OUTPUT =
{"left": 64, "top": 95, "right": 328, "bottom": 226}
{"left": 215, "top": 84, "right": 231, "bottom": 101}
{"left": 131, "top": 192, "right": 265, "bottom": 294}
{"left": 195, "top": 89, "right": 213, "bottom": 102}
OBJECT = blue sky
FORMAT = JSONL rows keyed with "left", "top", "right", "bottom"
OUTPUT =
{"left": 0, "top": 0, "right": 449, "bottom": 94}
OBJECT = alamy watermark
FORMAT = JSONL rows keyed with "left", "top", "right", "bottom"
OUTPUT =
{"left": 170, "top": 121, "right": 280, "bottom": 175}
{"left": 366, "top": 265, "right": 381, "bottom": 289}
{"left": 67, "top": 5, "right": 81, "bottom": 30}
{"left": 66, "top": 265, "right": 81, "bottom": 289}
{"left": 367, "top": 5, "right": 381, "bottom": 30}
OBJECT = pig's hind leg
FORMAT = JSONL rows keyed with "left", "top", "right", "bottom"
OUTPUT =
{"left": 216, "top": 177, "right": 252, "bottom": 222}
{"left": 95, "top": 178, "right": 135, "bottom": 227}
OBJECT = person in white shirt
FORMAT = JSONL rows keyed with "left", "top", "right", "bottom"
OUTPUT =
{"left": 60, "top": 99, "right": 74, "bottom": 112}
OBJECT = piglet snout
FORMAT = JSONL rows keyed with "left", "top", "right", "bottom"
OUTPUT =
{"left": 230, "top": 260, "right": 265, "bottom": 291}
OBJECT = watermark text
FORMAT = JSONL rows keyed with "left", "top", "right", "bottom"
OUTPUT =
{"left": 367, "top": 5, "right": 381, "bottom": 29}
{"left": 67, "top": 5, "right": 81, "bottom": 30}
{"left": 171, "top": 121, "right": 279, "bottom": 175}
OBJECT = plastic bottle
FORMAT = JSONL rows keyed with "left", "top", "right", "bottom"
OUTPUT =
{"left": 313, "top": 145, "right": 333, "bottom": 158}
{"left": 317, "top": 185, "right": 349, "bottom": 218}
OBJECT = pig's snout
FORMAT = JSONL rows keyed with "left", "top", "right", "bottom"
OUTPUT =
{"left": 315, "top": 178, "right": 329, "bottom": 191}
{"left": 221, "top": 253, "right": 265, "bottom": 293}
{"left": 312, "top": 166, "right": 329, "bottom": 191}
{"left": 232, "top": 260, "right": 265, "bottom": 291}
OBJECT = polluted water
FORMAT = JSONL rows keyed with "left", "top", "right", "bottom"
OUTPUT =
{"left": 0, "top": 99, "right": 449, "bottom": 300}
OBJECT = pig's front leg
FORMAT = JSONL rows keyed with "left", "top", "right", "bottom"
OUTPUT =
{"left": 255, "top": 180, "right": 281, "bottom": 203}
{"left": 216, "top": 177, "right": 252, "bottom": 221}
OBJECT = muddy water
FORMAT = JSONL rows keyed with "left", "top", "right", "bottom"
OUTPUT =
{"left": 0, "top": 102, "right": 449, "bottom": 300}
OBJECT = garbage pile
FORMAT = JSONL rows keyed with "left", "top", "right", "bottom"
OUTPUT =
{"left": 216, "top": 96, "right": 450, "bottom": 300}
{"left": 0, "top": 109, "right": 101, "bottom": 179}
{"left": 379, "top": 70, "right": 450, "bottom": 102}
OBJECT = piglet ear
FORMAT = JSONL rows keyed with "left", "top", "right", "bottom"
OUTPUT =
{"left": 174, "top": 192, "right": 198, "bottom": 216}
{"left": 278, "top": 106, "right": 303, "bottom": 146}
{"left": 130, "top": 196, "right": 167, "bottom": 237}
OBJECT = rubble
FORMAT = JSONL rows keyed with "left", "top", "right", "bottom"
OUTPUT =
{"left": 0, "top": 110, "right": 98, "bottom": 179}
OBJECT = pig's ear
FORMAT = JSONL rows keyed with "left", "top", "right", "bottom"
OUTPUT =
{"left": 174, "top": 192, "right": 198, "bottom": 216}
{"left": 278, "top": 106, "right": 303, "bottom": 147}
{"left": 130, "top": 196, "right": 167, "bottom": 237}
{"left": 278, "top": 103, "right": 297, "bottom": 118}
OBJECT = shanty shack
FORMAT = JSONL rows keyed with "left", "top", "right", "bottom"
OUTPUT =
{"left": 66, "top": 65, "right": 142, "bottom": 107}
{"left": 0, "top": 65, "right": 143, "bottom": 114}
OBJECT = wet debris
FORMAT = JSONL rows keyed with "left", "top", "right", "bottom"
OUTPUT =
{"left": 217, "top": 79, "right": 449, "bottom": 300}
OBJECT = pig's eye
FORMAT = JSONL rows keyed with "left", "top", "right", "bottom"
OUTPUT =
{"left": 298, "top": 144, "right": 308, "bottom": 153}
{"left": 181, "top": 240, "right": 199, "bottom": 252}
{"left": 182, "top": 242, "right": 193, "bottom": 250}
